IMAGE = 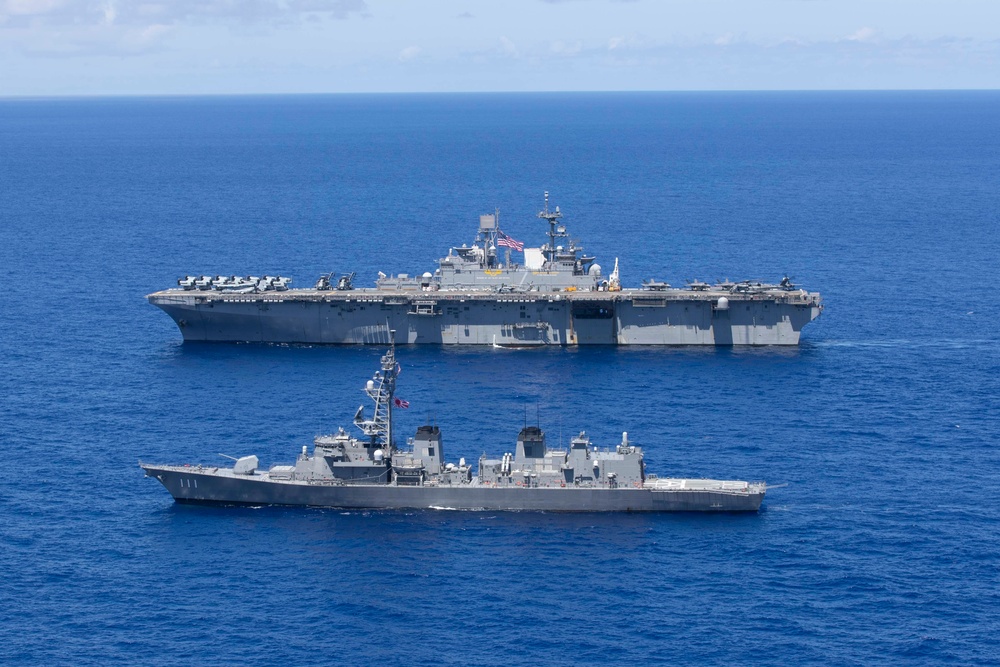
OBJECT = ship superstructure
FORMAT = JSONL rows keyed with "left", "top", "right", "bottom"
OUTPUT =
{"left": 148, "top": 193, "right": 822, "bottom": 346}
{"left": 141, "top": 339, "right": 766, "bottom": 512}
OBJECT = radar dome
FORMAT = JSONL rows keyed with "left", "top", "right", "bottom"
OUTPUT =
{"left": 589, "top": 264, "right": 602, "bottom": 276}
{"left": 373, "top": 449, "right": 384, "bottom": 462}
{"left": 422, "top": 272, "right": 433, "bottom": 279}
{"left": 716, "top": 297, "right": 730, "bottom": 310}
{"left": 366, "top": 380, "right": 375, "bottom": 391}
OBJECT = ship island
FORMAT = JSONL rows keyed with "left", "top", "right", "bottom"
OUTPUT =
{"left": 141, "top": 339, "right": 767, "bottom": 512}
{"left": 148, "top": 193, "right": 822, "bottom": 346}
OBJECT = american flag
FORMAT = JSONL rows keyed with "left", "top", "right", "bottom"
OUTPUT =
{"left": 394, "top": 397, "right": 410, "bottom": 409}
{"left": 496, "top": 230, "right": 524, "bottom": 252}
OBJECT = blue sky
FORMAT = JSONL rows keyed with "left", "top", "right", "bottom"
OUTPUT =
{"left": 1, "top": 0, "right": 998, "bottom": 95}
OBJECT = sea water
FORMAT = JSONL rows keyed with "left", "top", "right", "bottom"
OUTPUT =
{"left": 1, "top": 92, "right": 999, "bottom": 665}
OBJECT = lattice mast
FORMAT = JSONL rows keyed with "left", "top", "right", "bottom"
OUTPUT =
{"left": 353, "top": 334, "right": 399, "bottom": 453}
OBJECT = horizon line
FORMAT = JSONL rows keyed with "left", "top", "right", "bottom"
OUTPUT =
{"left": 2, "top": 88, "right": 999, "bottom": 101}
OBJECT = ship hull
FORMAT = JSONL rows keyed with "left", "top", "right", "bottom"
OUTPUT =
{"left": 143, "top": 465, "right": 764, "bottom": 512}
{"left": 149, "top": 290, "right": 821, "bottom": 346}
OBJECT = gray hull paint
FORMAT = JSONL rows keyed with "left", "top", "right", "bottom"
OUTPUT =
{"left": 151, "top": 291, "right": 821, "bottom": 346}
{"left": 144, "top": 465, "right": 764, "bottom": 512}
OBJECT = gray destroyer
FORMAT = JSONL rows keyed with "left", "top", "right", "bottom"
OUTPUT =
{"left": 148, "top": 193, "right": 821, "bottom": 346}
{"left": 141, "top": 340, "right": 766, "bottom": 512}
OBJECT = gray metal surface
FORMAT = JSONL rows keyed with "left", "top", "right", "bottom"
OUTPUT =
{"left": 141, "top": 341, "right": 766, "bottom": 513}
{"left": 140, "top": 466, "right": 764, "bottom": 512}
{"left": 148, "top": 194, "right": 822, "bottom": 346}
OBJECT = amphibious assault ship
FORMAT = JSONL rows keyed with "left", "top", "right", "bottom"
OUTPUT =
{"left": 148, "top": 193, "right": 822, "bottom": 346}
{"left": 140, "top": 340, "right": 766, "bottom": 512}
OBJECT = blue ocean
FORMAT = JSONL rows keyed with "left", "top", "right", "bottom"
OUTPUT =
{"left": 2, "top": 92, "right": 999, "bottom": 665}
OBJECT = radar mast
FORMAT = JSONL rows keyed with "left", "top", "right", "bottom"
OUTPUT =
{"left": 537, "top": 191, "right": 565, "bottom": 264}
{"left": 353, "top": 334, "right": 399, "bottom": 453}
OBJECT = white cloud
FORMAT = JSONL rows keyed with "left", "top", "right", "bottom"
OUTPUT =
{"left": 398, "top": 45, "right": 421, "bottom": 62}
{"left": 0, "top": 0, "right": 368, "bottom": 27}
{"left": 0, "top": 0, "right": 368, "bottom": 56}
{"left": 138, "top": 22, "right": 169, "bottom": 42}
{"left": 550, "top": 39, "right": 582, "bottom": 56}
{"left": 777, "top": 36, "right": 807, "bottom": 47}
{"left": 499, "top": 35, "right": 518, "bottom": 57}
{"left": 846, "top": 27, "right": 876, "bottom": 42}
{"left": 462, "top": 30, "right": 1000, "bottom": 88}
{"left": 287, "top": 0, "right": 367, "bottom": 20}
{"left": 2, "top": 0, "right": 64, "bottom": 16}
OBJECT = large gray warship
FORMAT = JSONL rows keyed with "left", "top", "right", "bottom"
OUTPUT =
{"left": 148, "top": 193, "right": 821, "bottom": 346}
{"left": 141, "top": 340, "right": 766, "bottom": 512}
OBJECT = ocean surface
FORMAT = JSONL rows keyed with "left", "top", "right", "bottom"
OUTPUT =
{"left": 1, "top": 92, "right": 999, "bottom": 665}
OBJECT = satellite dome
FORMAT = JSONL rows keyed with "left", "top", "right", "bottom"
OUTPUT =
{"left": 716, "top": 297, "right": 730, "bottom": 310}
